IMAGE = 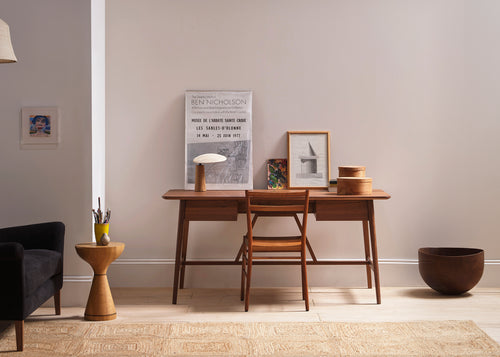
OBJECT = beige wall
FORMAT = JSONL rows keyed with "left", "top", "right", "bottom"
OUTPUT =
{"left": 3, "top": 0, "right": 499, "bottom": 307}
{"left": 0, "top": 0, "right": 93, "bottom": 305}
{"left": 105, "top": 0, "right": 500, "bottom": 288}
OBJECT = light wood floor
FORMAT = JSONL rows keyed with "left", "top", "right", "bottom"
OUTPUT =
{"left": 26, "top": 286, "right": 500, "bottom": 344}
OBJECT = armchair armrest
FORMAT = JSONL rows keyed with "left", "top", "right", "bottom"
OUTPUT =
{"left": 0, "top": 242, "right": 24, "bottom": 260}
{"left": 0, "top": 242, "right": 25, "bottom": 314}
{"left": 0, "top": 222, "right": 65, "bottom": 254}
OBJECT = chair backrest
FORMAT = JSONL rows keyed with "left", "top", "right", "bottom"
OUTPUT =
{"left": 245, "top": 190, "right": 310, "bottom": 242}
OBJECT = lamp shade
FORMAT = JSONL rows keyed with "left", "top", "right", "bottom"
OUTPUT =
{"left": 0, "top": 18, "right": 17, "bottom": 63}
{"left": 193, "top": 153, "right": 227, "bottom": 164}
{"left": 193, "top": 153, "right": 226, "bottom": 192}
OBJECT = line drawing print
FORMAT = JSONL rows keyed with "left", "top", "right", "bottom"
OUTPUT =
{"left": 297, "top": 142, "right": 322, "bottom": 179}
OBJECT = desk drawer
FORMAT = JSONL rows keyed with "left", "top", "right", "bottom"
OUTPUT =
{"left": 315, "top": 201, "right": 368, "bottom": 221}
{"left": 185, "top": 200, "right": 238, "bottom": 221}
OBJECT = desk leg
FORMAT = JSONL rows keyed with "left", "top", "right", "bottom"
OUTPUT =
{"left": 367, "top": 201, "right": 381, "bottom": 304}
{"left": 172, "top": 200, "right": 186, "bottom": 304}
{"left": 234, "top": 241, "right": 244, "bottom": 262}
{"left": 179, "top": 218, "right": 190, "bottom": 289}
{"left": 362, "top": 220, "right": 372, "bottom": 289}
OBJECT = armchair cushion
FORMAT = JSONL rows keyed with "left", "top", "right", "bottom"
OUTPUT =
{"left": 24, "top": 249, "right": 62, "bottom": 297}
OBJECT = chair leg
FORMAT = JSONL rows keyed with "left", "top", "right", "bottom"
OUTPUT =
{"left": 244, "top": 252, "right": 253, "bottom": 312}
{"left": 301, "top": 263, "right": 305, "bottom": 300}
{"left": 54, "top": 289, "right": 61, "bottom": 315}
{"left": 15, "top": 320, "right": 23, "bottom": 352}
{"left": 301, "top": 251, "right": 309, "bottom": 311}
{"left": 240, "top": 241, "right": 246, "bottom": 301}
{"left": 240, "top": 262, "right": 245, "bottom": 301}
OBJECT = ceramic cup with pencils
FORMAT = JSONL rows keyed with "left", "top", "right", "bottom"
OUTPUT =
{"left": 94, "top": 223, "right": 109, "bottom": 245}
{"left": 92, "top": 197, "right": 111, "bottom": 245}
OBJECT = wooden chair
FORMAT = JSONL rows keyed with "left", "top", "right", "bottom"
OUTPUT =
{"left": 240, "top": 189, "right": 310, "bottom": 311}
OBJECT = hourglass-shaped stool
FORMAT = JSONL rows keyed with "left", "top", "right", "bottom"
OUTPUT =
{"left": 75, "top": 242, "right": 125, "bottom": 321}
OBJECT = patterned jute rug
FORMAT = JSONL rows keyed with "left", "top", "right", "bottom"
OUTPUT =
{"left": 1, "top": 320, "right": 499, "bottom": 356}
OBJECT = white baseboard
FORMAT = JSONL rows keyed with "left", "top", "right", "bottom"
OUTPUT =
{"left": 42, "top": 276, "right": 92, "bottom": 308}
{"left": 57, "top": 258, "right": 500, "bottom": 307}
{"left": 106, "top": 258, "right": 500, "bottom": 288}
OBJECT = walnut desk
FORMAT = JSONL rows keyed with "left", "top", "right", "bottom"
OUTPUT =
{"left": 162, "top": 189, "right": 390, "bottom": 305}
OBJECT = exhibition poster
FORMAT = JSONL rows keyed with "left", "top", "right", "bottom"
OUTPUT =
{"left": 185, "top": 90, "right": 253, "bottom": 190}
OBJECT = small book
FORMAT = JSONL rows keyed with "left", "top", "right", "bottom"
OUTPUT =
{"left": 267, "top": 159, "right": 288, "bottom": 189}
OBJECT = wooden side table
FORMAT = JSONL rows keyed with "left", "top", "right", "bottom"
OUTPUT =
{"left": 75, "top": 242, "right": 125, "bottom": 321}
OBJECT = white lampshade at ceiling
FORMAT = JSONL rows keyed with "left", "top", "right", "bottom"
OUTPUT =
{"left": 0, "top": 18, "right": 17, "bottom": 63}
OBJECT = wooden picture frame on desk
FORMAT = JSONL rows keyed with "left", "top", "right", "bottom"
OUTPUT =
{"left": 287, "top": 131, "right": 330, "bottom": 189}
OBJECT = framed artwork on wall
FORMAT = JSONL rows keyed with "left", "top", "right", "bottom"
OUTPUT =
{"left": 287, "top": 131, "right": 330, "bottom": 189}
{"left": 185, "top": 90, "right": 253, "bottom": 190}
{"left": 21, "top": 107, "right": 60, "bottom": 145}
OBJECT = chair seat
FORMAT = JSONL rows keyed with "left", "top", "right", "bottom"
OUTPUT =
{"left": 24, "top": 249, "right": 62, "bottom": 297}
{"left": 251, "top": 236, "right": 302, "bottom": 252}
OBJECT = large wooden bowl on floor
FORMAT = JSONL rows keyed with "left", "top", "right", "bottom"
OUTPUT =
{"left": 418, "top": 247, "right": 484, "bottom": 295}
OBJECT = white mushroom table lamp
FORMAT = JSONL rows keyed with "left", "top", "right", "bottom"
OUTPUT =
{"left": 193, "top": 153, "right": 227, "bottom": 192}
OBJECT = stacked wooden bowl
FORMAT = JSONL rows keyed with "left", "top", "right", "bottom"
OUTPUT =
{"left": 337, "top": 166, "right": 372, "bottom": 195}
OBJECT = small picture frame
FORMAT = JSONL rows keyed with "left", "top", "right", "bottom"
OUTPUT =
{"left": 287, "top": 131, "right": 330, "bottom": 189}
{"left": 21, "top": 107, "right": 60, "bottom": 145}
{"left": 267, "top": 158, "right": 288, "bottom": 189}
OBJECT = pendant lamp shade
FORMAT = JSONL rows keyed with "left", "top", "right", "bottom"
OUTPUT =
{"left": 0, "top": 18, "right": 17, "bottom": 63}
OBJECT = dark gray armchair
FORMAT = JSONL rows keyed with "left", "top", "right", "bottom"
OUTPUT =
{"left": 0, "top": 222, "right": 64, "bottom": 351}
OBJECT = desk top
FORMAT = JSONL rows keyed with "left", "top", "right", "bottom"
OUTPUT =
{"left": 162, "top": 189, "right": 390, "bottom": 201}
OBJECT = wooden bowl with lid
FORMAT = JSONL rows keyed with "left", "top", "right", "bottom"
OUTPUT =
{"left": 337, "top": 177, "right": 372, "bottom": 195}
{"left": 338, "top": 166, "right": 366, "bottom": 177}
